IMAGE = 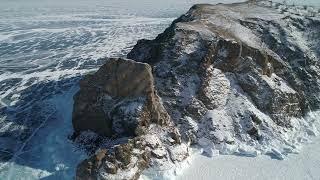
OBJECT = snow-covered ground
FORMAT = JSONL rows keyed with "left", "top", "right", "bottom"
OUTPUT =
{"left": 179, "top": 136, "right": 320, "bottom": 180}
{"left": 177, "top": 111, "right": 320, "bottom": 180}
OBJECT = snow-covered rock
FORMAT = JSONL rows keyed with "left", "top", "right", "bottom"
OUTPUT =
{"left": 73, "top": 58, "right": 186, "bottom": 180}
{"left": 74, "top": 1, "right": 320, "bottom": 179}
{"left": 128, "top": 0, "right": 320, "bottom": 157}
{"left": 72, "top": 58, "right": 171, "bottom": 137}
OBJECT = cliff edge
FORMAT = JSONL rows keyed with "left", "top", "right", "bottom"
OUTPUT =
{"left": 73, "top": 1, "right": 320, "bottom": 179}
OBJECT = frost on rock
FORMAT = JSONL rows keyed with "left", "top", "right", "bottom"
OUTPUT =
{"left": 111, "top": 97, "right": 146, "bottom": 135}
{"left": 168, "top": 143, "right": 189, "bottom": 162}
{"left": 74, "top": 1, "right": 320, "bottom": 180}
{"left": 73, "top": 58, "right": 187, "bottom": 180}
{"left": 127, "top": 1, "right": 320, "bottom": 176}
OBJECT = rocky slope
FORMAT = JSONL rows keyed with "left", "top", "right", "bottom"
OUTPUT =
{"left": 73, "top": 1, "right": 320, "bottom": 179}
{"left": 73, "top": 58, "right": 187, "bottom": 179}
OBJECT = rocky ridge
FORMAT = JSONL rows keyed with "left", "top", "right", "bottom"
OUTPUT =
{"left": 73, "top": 58, "right": 188, "bottom": 179}
{"left": 73, "top": 1, "right": 320, "bottom": 179}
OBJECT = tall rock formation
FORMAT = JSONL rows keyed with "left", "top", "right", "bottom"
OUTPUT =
{"left": 73, "top": 58, "right": 187, "bottom": 180}
{"left": 72, "top": 58, "right": 170, "bottom": 137}
{"left": 73, "top": 1, "right": 320, "bottom": 179}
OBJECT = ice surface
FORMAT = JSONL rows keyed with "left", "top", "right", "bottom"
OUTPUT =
{"left": 0, "top": 1, "right": 249, "bottom": 179}
{"left": 0, "top": 86, "right": 87, "bottom": 179}
{"left": 0, "top": 0, "right": 319, "bottom": 179}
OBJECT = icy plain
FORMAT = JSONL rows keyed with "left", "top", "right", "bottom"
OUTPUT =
{"left": 0, "top": 0, "right": 320, "bottom": 180}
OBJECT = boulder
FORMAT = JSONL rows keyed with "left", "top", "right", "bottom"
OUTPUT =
{"left": 73, "top": 58, "right": 186, "bottom": 180}
{"left": 72, "top": 58, "right": 170, "bottom": 137}
{"left": 76, "top": 149, "right": 108, "bottom": 180}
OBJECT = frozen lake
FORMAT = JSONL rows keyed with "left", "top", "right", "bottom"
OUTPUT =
{"left": 0, "top": 0, "right": 319, "bottom": 179}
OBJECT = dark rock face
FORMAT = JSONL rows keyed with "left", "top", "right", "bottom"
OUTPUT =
{"left": 128, "top": 2, "right": 320, "bottom": 145}
{"left": 76, "top": 149, "right": 108, "bottom": 180}
{"left": 72, "top": 58, "right": 170, "bottom": 137}
{"left": 73, "top": 58, "right": 187, "bottom": 179}
{"left": 74, "top": 1, "right": 320, "bottom": 180}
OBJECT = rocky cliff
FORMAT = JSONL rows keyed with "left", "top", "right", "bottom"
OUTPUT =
{"left": 73, "top": 1, "right": 320, "bottom": 179}
{"left": 73, "top": 58, "right": 171, "bottom": 137}
{"left": 73, "top": 58, "right": 187, "bottom": 179}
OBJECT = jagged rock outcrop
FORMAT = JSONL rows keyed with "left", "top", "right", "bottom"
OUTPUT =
{"left": 128, "top": 1, "right": 320, "bottom": 150}
{"left": 73, "top": 58, "right": 187, "bottom": 179}
{"left": 74, "top": 1, "right": 320, "bottom": 179}
{"left": 72, "top": 58, "right": 170, "bottom": 137}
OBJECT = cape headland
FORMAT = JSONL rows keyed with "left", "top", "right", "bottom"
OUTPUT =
{"left": 72, "top": 1, "right": 320, "bottom": 179}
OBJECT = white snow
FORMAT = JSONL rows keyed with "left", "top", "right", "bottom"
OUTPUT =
{"left": 0, "top": 0, "right": 319, "bottom": 180}
{"left": 262, "top": 74, "right": 297, "bottom": 94}
{"left": 174, "top": 110, "right": 320, "bottom": 180}
{"left": 100, "top": 156, "right": 141, "bottom": 180}
{"left": 178, "top": 135, "right": 320, "bottom": 180}
{"left": 141, "top": 110, "right": 320, "bottom": 180}
{"left": 145, "top": 134, "right": 163, "bottom": 149}
{"left": 140, "top": 150, "right": 193, "bottom": 180}
{"left": 168, "top": 143, "right": 189, "bottom": 162}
